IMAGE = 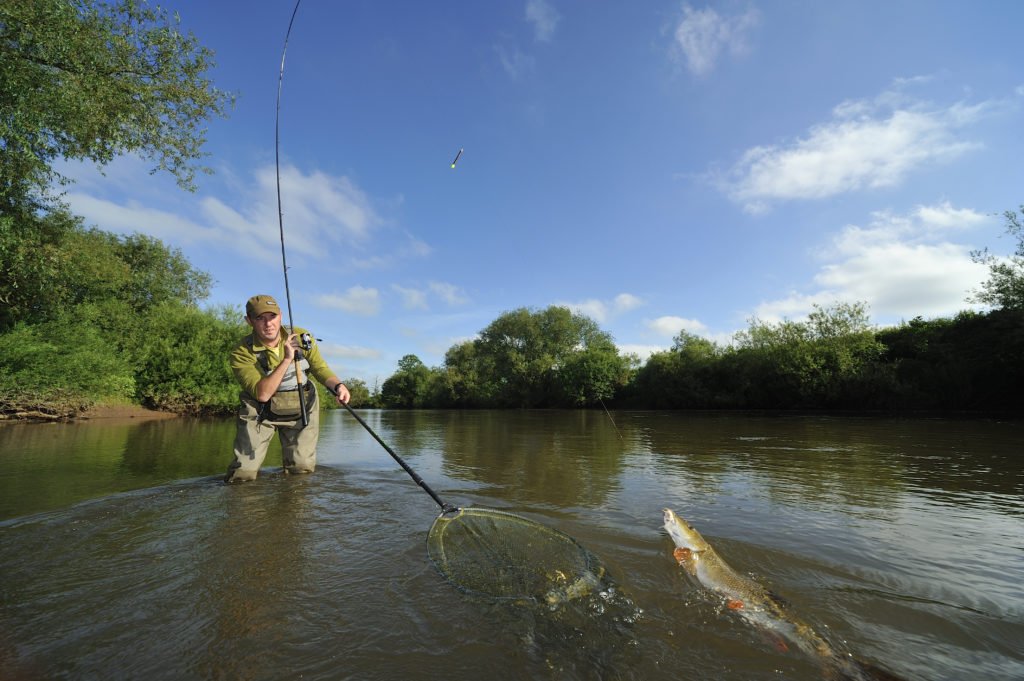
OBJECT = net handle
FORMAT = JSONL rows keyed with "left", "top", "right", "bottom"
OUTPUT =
{"left": 338, "top": 398, "right": 458, "bottom": 514}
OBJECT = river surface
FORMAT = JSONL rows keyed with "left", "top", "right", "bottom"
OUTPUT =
{"left": 0, "top": 410, "right": 1021, "bottom": 680}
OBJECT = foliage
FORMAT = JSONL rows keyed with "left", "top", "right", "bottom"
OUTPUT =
{"left": 1, "top": 215, "right": 211, "bottom": 332}
{"left": 133, "top": 302, "right": 246, "bottom": 414}
{"left": 466, "top": 307, "right": 628, "bottom": 408}
{"left": 626, "top": 331, "right": 723, "bottom": 408}
{"left": 0, "top": 0, "right": 233, "bottom": 215}
{"left": 340, "top": 377, "right": 378, "bottom": 408}
{"left": 380, "top": 354, "right": 433, "bottom": 408}
{"left": 0, "top": 314, "right": 136, "bottom": 417}
{"left": 970, "top": 206, "right": 1024, "bottom": 311}
{"left": 877, "top": 309, "right": 1024, "bottom": 411}
{"left": 728, "top": 302, "right": 884, "bottom": 408}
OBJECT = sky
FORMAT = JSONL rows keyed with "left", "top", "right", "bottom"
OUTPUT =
{"left": 61, "top": 1, "right": 1024, "bottom": 387}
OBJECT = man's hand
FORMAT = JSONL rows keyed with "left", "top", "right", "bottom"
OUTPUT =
{"left": 283, "top": 333, "right": 299, "bottom": 361}
{"left": 333, "top": 382, "right": 350, "bottom": 405}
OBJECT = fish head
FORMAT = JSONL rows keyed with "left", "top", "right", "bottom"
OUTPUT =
{"left": 663, "top": 508, "right": 712, "bottom": 553}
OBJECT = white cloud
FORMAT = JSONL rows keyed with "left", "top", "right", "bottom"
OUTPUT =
{"left": 914, "top": 201, "right": 987, "bottom": 229}
{"left": 391, "top": 281, "right": 468, "bottom": 311}
{"left": 64, "top": 192, "right": 223, "bottom": 245}
{"left": 392, "top": 284, "right": 428, "bottom": 310}
{"left": 672, "top": 4, "right": 760, "bottom": 77}
{"left": 618, "top": 344, "right": 665, "bottom": 362}
{"left": 429, "top": 281, "right": 469, "bottom": 305}
{"left": 723, "top": 92, "right": 988, "bottom": 212}
{"left": 562, "top": 292, "right": 645, "bottom": 322}
{"left": 647, "top": 315, "right": 708, "bottom": 338}
{"left": 526, "top": 0, "right": 559, "bottom": 42}
{"left": 64, "top": 160, "right": 385, "bottom": 263}
{"left": 495, "top": 45, "right": 535, "bottom": 79}
{"left": 752, "top": 203, "right": 992, "bottom": 324}
{"left": 319, "top": 343, "right": 382, "bottom": 361}
{"left": 314, "top": 286, "right": 380, "bottom": 316}
{"left": 252, "top": 164, "right": 380, "bottom": 257}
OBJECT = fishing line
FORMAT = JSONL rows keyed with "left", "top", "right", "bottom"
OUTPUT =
{"left": 274, "top": 0, "right": 309, "bottom": 425}
{"left": 274, "top": 2, "right": 605, "bottom": 603}
{"left": 598, "top": 397, "right": 623, "bottom": 440}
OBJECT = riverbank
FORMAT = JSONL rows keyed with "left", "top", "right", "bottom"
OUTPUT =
{"left": 79, "top": 404, "right": 181, "bottom": 422}
{"left": 0, "top": 402, "right": 181, "bottom": 424}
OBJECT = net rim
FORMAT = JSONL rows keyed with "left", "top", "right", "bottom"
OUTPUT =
{"left": 425, "top": 505, "right": 603, "bottom": 602}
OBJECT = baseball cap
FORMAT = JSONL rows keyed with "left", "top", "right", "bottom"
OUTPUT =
{"left": 246, "top": 295, "right": 280, "bottom": 318}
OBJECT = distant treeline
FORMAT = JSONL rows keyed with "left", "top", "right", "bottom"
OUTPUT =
{"left": 378, "top": 304, "right": 1024, "bottom": 414}
{"left": 2, "top": 210, "right": 1022, "bottom": 419}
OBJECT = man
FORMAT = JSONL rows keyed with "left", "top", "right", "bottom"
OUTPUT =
{"left": 225, "top": 294, "right": 350, "bottom": 482}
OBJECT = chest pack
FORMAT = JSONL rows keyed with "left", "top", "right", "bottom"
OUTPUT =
{"left": 254, "top": 346, "right": 314, "bottom": 420}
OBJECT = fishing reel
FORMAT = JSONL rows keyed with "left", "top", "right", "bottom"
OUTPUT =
{"left": 288, "top": 329, "right": 317, "bottom": 360}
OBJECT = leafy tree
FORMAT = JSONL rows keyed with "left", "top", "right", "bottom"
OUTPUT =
{"left": 0, "top": 0, "right": 232, "bottom": 215}
{"left": 381, "top": 354, "right": 432, "bottom": 408}
{"left": 133, "top": 302, "right": 245, "bottom": 414}
{"left": 1, "top": 218, "right": 211, "bottom": 332}
{"left": 318, "top": 377, "right": 377, "bottom": 409}
{"left": 625, "top": 331, "right": 722, "bottom": 408}
{"left": 557, "top": 337, "right": 629, "bottom": 406}
{"left": 341, "top": 378, "right": 373, "bottom": 408}
{"left": 439, "top": 340, "right": 485, "bottom": 407}
{"left": 1, "top": 0, "right": 224, "bottom": 333}
{"left": 730, "top": 302, "right": 882, "bottom": 408}
{"left": 0, "top": 313, "right": 135, "bottom": 413}
{"left": 970, "top": 206, "right": 1024, "bottom": 310}
{"left": 0, "top": 208, "right": 80, "bottom": 329}
{"left": 474, "top": 306, "right": 621, "bottom": 407}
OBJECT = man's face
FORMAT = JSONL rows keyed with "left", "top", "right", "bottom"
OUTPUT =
{"left": 248, "top": 311, "right": 281, "bottom": 345}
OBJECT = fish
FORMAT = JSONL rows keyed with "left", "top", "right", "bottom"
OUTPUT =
{"left": 663, "top": 508, "right": 905, "bottom": 681}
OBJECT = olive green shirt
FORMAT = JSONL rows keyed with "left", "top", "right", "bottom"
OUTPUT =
{"left": 230, "top": 326, "right": 334, "bottom": 401}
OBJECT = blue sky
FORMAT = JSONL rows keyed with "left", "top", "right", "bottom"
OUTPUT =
{"left": 62, "top": 1, "right": 1024, "bottom": 386}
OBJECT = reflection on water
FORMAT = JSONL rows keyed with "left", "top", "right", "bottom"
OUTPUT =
{"left": 0, "top": 411, "right": 1021, "bottom": 680}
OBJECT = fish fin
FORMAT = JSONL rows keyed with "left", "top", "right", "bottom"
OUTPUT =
{"left": 846, "top": 658, "right": 907, "bottom": 681}
{"left": 755, "top": 629, "right": 789, "bottom": 654}
{"left": 765, "top": 589, "right": 790, "bottom": 609}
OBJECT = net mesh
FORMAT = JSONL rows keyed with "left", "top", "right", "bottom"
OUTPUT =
{"left": 426, "top": 507, "right": 605, "bottom": 602}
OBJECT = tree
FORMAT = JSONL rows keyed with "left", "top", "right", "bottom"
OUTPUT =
{"left": 340, "top": 378, "right": 373, "bottom": 408}
{"left": 970, "top": 206, "right": 1024, "bottom": 311}
{"left": 0, "top": 217, "right": 211, "bottom": 331}
{"left": 439, "top": 340, "right": 484, "bottom": 407}
{"left": 731, "top": 302, "right": 882, "bottom": 408}
{"left": 474, "top": 306, "right": 622, "bottom": 407}
{"left": 0, "top": 0, "right": 232, "bottom": 215}
{"left": 381, "top": 354, "right": 432, "bottom": 408}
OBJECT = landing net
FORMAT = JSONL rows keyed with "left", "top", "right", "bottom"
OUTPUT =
{"left": 426, "top": 507, "right": 605, "bottom": 602}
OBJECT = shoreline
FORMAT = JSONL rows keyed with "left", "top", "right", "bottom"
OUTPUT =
{"left": 79, "top": 404, "right": 182, "bottom": 422}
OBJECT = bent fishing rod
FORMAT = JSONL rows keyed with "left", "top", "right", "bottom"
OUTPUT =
{"left": 271, "top": 2, "right": 456, "bottom": 517}
{"left": 274, "top": 0, "right": 310, "bottom": 426}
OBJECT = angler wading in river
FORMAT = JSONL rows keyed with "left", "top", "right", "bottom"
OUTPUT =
{"left": 224, "top": 294, "right": 350, "bottom": 482}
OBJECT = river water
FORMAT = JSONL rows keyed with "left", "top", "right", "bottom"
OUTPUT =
{"left": 0, "top": 410, "right": 1020, "bottom": 680}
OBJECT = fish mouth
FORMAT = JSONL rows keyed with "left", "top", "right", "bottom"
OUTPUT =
{"left": 662, "top": 508, "right": 701, "bottom": 551}
{"left": 662, "top": 508, "right": 685, "bottom": 540}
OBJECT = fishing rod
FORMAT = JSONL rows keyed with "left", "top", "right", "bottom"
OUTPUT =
{"left": 272, "top": 0, "right": 447, "bottom": 512}
{"left": 270, "top": 2, "right": 607, "bottom": 604}
{"left": 335, "top": 394, "right": 457, "bottom": 514}
{"left": 275, "top": 0, "right": 310, "bottom": 427}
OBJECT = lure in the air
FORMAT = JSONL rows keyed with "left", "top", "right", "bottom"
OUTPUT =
{"left": 450, "top": 148, "right": 463, "bottom": 169}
